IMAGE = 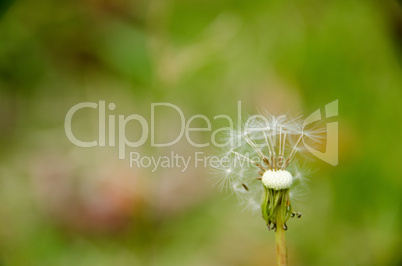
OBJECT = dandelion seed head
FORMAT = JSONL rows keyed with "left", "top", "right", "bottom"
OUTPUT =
{"left": 212, "top": 110, "right": 324, "bottom": 216}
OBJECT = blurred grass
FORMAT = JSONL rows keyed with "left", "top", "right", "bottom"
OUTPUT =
{"left": 0, "top": 0, "right": 402, "bottom": 265}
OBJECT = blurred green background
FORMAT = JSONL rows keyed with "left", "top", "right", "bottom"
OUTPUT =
{"left": 0, "top": 0, "right": 402, "bottom": 265}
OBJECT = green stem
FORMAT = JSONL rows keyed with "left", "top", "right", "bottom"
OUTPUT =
{"left": 275, "top": 202, "right": 288, "bottom": 266}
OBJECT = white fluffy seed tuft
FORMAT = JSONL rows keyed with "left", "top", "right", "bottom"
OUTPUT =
{"left": 262, "top": 170, "right": 293, "bottom": 190}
